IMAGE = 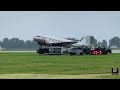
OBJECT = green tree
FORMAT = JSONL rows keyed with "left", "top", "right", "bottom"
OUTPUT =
{"left": 2, "top": 38, "right": 9, "bottom": 49}
{"left": 18, "top": 40, "right": 25, "bottom": 49}
{"left": 109, "top": 36, "right": 120, "bottom": 48}
{"left": 102, "top": 40, "right": 107, "bottom": 48}
{"left": 0, "top": 41, "right": 2, "bottom": 46}
{"left": 8, "top": 38, "right": 20, "bottom": 49}
{"left": 97, "top": 42, "right": 102, "bottom": 47}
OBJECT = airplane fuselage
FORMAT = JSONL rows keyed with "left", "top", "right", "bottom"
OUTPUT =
{"left": 33, "top": 35, "right": 78, "bottom": 47}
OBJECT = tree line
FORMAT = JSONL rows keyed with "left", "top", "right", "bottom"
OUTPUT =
{"left": 0, "top": 36, "right": 120, "bottom": 50}
{"left": 0, "top": 38, "right": 39, "bottom": 50}
{"left": 97, "top": 36, "right": 120, "bottom": 48}
{"left": 66, "top": 36, "right": 120, "bottom": 48}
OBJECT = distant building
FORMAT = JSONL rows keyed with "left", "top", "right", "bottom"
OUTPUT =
{"left": 80, "top": 36, "right": 97, "bottom": 46}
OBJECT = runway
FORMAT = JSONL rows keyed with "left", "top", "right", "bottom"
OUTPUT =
{"left": 111, "top": 50, "right": 120, "bottom": 53}
{"left": 0, "top": 50, "right": 120, "bottom": 53}
{"left": 0, "top": 51, "right": 36, "bottom": 53}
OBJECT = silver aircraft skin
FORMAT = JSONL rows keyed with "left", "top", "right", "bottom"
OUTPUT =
{"left": 33, "top": 35, "right": 85, "bottom": 47}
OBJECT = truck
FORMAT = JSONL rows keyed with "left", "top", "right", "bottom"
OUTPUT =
{"left": 68, "top": 46, "right": 112, "bottom": 55}
{"left": 90, "top": 47, "right": 112, "bottom": 55}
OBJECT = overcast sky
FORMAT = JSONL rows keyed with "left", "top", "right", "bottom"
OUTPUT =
{"left": 0, "top": 11, "right": 120, "bottom": 43}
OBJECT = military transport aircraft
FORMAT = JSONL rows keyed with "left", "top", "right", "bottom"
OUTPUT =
{"left": 33, "top": 35, "right": 86, "bottom": 47}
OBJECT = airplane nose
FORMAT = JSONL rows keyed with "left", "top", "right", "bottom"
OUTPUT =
{"left": 33, "top": 37, "right": 37, "bottom": 41}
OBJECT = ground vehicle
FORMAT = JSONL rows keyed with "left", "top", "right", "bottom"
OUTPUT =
{"left": 36, "top": 47, "right": 67, "bottom": 55}
{"left": 90, "top": 47, "right": 112, "bottom": 55}
{"left": 69, "top": 46, "right": 112, "bottom": 55}
{"left": 37, "top": 46, "right": 112, "bottom": 55}
{"left": 69, "top": 47, "right": 84, "bottom": 55}
{"left": 37, "top": 48, "right": 49, "bottom": 54}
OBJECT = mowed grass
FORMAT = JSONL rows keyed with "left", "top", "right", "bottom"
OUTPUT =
{"left": 0, "top": 52, "right": 120, "bottom": 79}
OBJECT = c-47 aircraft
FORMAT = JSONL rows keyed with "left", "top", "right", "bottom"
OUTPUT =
{"left": 33, "top": 35, "right": 85, "bottom": 47}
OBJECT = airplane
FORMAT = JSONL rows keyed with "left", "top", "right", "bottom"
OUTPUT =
{"left": 33, "top": 35, "right": 86, "bottom": 47}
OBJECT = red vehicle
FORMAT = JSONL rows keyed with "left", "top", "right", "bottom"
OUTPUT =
{"left": 90, "top": 47, "right": 112, "bottom": 55}
{"left": 90, "top": 50, "right": 103, "bottom": 55}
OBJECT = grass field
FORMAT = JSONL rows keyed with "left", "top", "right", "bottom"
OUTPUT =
{"left": 0, "top": 52, "right": 120, "bottom": 79}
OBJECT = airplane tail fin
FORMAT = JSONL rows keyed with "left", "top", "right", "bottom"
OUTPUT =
{"left": 80, "top": 36, "right": 85, "bottom": 41}
{"left": 78, "top": 36, "right": 86, "bottom": 45}
{"left": 72, "top": 36, "right": 87, "bottom": 46}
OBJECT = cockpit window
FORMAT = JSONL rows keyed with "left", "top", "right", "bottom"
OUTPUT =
{"left": 36, "top": 36, "right": 41, "bottom": 37}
